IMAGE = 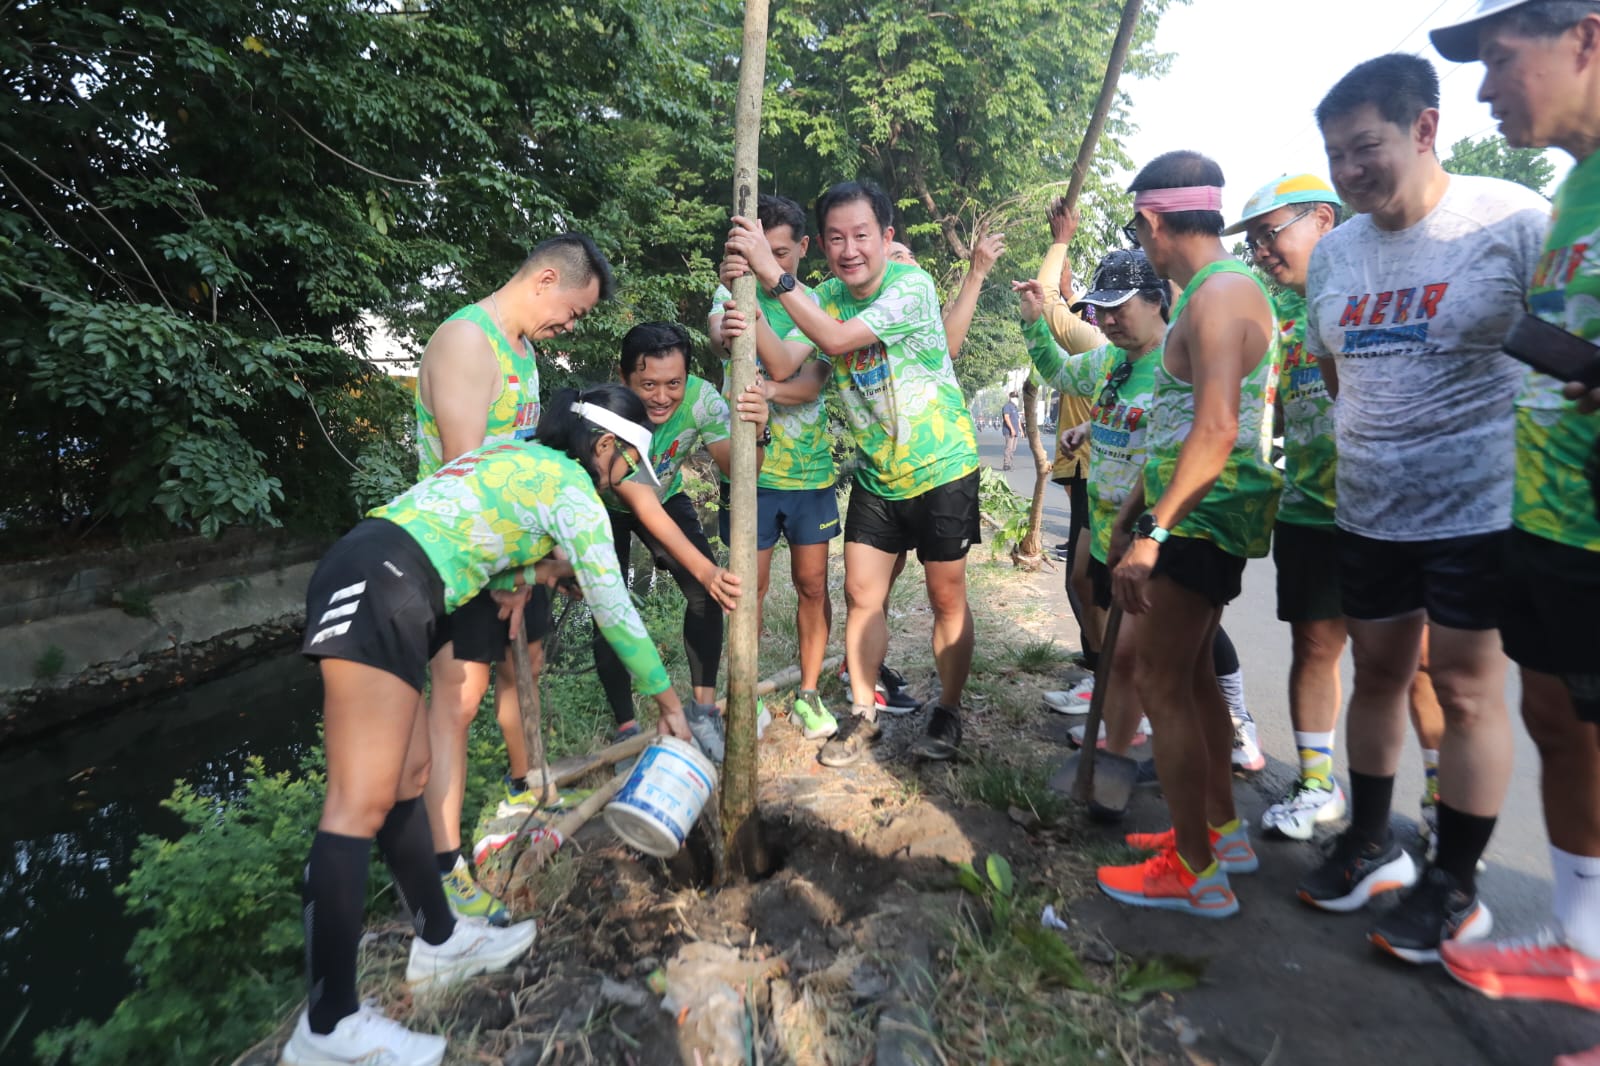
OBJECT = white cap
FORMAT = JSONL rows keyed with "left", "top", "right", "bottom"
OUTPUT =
{"left": 571, "top": 402, "right": 660, "bottom": 487}
{"left": 1430, "top": 0, "right": 1535, "bottom": 62}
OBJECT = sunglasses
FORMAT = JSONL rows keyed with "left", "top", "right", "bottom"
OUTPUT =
{"left": 1121, "top": 216, "right": 1141, "bottom": 248}
{"left": 1097, "top": 359, "right": 1135, "bottom": 410}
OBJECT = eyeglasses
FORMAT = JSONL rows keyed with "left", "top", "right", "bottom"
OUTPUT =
{"left": 1246, "top": 208, "right": 1313, "bottom": 256}
{"left": 1097, "top": 359, "right": 1134, "bottom": 410}
{"left": 1121, "top": 216, "right": 1141, "bottom": 248}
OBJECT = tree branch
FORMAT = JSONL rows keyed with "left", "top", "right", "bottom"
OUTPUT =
{"left": 282, "top": 113, "right": 432, "bottom": 187}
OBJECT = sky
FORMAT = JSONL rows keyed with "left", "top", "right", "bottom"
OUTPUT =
{"left": 1117, "top": 0, "right": 1573, "bottom": 219}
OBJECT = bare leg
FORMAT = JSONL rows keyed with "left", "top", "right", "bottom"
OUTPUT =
{"left": 1344, "top": 613, "right": 1426, "bottom": 778}
{"left": 1104, "top": 611, "right": 1146, "bottom": 754}
{"left": 1288, "top": 618, "right": 1347, "bottom": 735}
{"left": 923, "top": 555, "right": 974, "bottom": 706}
{"left": 1428, "top": 623, "right": 1511, "bottom": 818}
{"left": 790, "top": 542, "right": 833, "bottom": 692}
{"left": 1408, "top": 628, "right": 1446, "bottom": 751}
{"left": 1522, "top": 670, "right": 1600, "bottom": 856}
{"left": 844, "top": 542, "right": 897, "bottom": 711}
{"left": 422, "top": 645, "right": 492, "bottom": 854}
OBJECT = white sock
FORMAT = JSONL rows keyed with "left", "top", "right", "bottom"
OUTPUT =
{"left": 1551, "top": 845, "right": 1600, "bottom": 958}
{"left": 1294, "top": 730, "right": 1336, "bottom": 753}
{"left": 1217, "top": 669, "right": 1250, "bottom": 722}
{"left": 1421, "top": 747, "right": 1439, "bottom": 770}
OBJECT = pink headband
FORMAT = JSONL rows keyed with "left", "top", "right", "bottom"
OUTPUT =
{"left": 1132, "top": 186, "right": 1223, "bottom": 213}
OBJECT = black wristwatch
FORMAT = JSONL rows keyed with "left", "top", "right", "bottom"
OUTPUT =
{"left": 757, "top": 426, "right": 773, "bottom": 447}
{"left": 1133, "top": 511, "right": 1170, "bottom": 544}
{"left": 767, "top": 272, "right": 797, "bottom": 297}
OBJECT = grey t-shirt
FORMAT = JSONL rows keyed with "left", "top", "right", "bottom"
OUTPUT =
{"left": 1305, "top": 174, "right": 1549, "bottom": 541}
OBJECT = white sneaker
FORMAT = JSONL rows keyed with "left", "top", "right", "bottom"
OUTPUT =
{"left": 281, "top": 1005, "right": 446, "bottom": 1066}
{"left": 1042, "top": 677, "right": 1095, "bottom": 714}
{"left": 1231, "top": 717, "right": 1265, "bottom": 772}
{"left": 406, "top": 917, "right": 537, "bottom": 991}
{"left": 1067, "top": 714, "right": 1149, "bottom": 747}
{"left": 1262, "top": 778, "right": 1347, "bottom": 841}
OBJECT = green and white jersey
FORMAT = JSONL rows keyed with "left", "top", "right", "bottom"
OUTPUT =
{"left": 712, "top": 284, "right": 837, "bottom": 491}
{"left": 370, "top": 440, "right": 670, "bottom": 695}
{"left": 811, "top": 262, "right": 978, "bottom": 499}
{"left": 610, "top": 374, "right": 730, "bottom": 512}
{"left": 1023, "top": 316, "right": 1157, "bottom": 563}
{"left": 1515, "top": 150, "right": 1600, "bottom": 552}
{"left": 1143, "top": 260, "right": 1282, "bottom": 559}
{"left": 416, "top": 304, "right": 540, "bottom": 475}
{"left": 1274, "top": 290, "right": 1337, "bottom": 529}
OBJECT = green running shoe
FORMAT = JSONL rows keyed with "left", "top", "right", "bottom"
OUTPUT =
{"left": 791, "top": 692, "right": 838, "bottom": 740}
{"left": 441, "top": 856, "right": 510, "bottom": 927}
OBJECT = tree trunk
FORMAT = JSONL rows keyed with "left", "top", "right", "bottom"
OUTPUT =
{"left": 1018, "top": 0, "right": 1144, "bottom": 562}
{"left": 718, "top": 0, "right": 771, "bottom": 883}
{"left": 1014, "top": 379, "right": 1052, "bottom": 566}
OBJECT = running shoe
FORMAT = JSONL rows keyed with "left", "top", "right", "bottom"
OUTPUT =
{"left": 1441, "top": 928, "right": 1600, "bottom": 1008}
{"left": 406, "top": 916, "right": 538, "bottom": 990}
{"left": 877, "top": 664, "right": 921, "bottom": 710}
{"left": 1125, "top": 820, "right": 1259, "bottom": 874}
{"left": 1297, "top": 832, "right": 1417, "bottom": 913}
{"left": 909, "top": 703, "right": 963, "bottom": 761}
{"left": 281, "top": 1005, "right": 446, "bottom": 1066}
{"left": 1067, "top": 715, "right": 1150, "bottom": 750}
{"left": 684, "top": 701, "right": 725, "bottom": 763}
{"left": 440, "top": 857, "right": 510, "bottom": 927}
{"left": 1369, "top": 864, "right": 1492, "bottom": 964}
{"left": 1262, "top": 778, "right": 1346, "bottom": 841}
{"left": 1097, "top": 848, "right": 1239, "bottom": 918}
{"left": 1556, "top": 1046, "right": 1600, "bottom": 1066}
{"left": 818, "top": 712, "right": 881, "bottom": 768}
{"left": 1042, "top": 677, "right": 1095, "bottom": 715}
{"left": 790, "top": 692, "right": 838, "bottom": 740}
{"left": 1231, "top": 717, "right": 1265, "bottom": 772}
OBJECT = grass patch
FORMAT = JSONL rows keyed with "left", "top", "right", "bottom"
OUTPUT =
{"left": 114, "top": 585, "right": 155, "bottom": 618}
{"left": 1012, "top": 640, "right": 1071, "bottom": 674}
{"left": 947, "top": 756, "right": 1068, "bottom": 826}
{"left": 32, "top": 645, "right": 65, "bottom": 681}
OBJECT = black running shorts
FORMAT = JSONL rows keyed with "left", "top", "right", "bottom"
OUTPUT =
{"left": 1273, "top": 522, "right": 1343, "bottom": 623}
{"left": 442, "top": 583, "right": 554, "bottom": 664}
{"left": 1499, "top": 528, "right": 1600, "bottom": 723}
{"left": 1337, "top": 528, "right": 1504, "bottom": 631}
{"left": 301, "top": 518, "right": 447, "bottom": 691}
{"left": 1151, "top": 534, "right": 1247, "bottom": 608}
{"left": 844, "top": 470, "right": 981, "bottom": 564}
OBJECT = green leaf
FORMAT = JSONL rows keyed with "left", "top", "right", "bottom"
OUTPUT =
{"left": 985, "top": 853, "right": 1014, "bottom": 898}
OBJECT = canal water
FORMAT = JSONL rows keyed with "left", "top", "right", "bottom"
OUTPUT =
{"left": 0, "top": 653, "right": 323, "bottom": 1060}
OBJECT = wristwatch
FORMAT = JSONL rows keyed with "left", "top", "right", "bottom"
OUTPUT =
{"left": 756, "top": 426, "right": 773, "bottom": 447}
{"left": 1133, "top": 512, "right": 1170, "bottom": 544}
{"left": 768, "top": 272, "right": 797, "bottom": 297}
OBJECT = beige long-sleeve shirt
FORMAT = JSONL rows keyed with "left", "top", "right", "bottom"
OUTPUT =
{"left": 1037, "top": 244, "right": 1104, "bottom": 480}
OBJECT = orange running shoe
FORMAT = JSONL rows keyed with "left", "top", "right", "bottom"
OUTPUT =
{"left": 1555, "top": 1044, "right": 1600, "bottom": 1066}
{"left": 1097, "top": 847, "right": 1239, "bottom": 917}
{"left": 1123, "top": 821, "right": 1259, "bottom": 874}
{"left": 1440, "top": 930, "right": 1600, "bottom": 1009}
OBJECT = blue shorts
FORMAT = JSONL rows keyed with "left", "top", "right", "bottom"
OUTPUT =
{"left": 718, "top": 484, "right": 841, "bottom": 550}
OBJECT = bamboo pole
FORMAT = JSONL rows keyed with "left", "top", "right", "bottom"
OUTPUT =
{"left": 719, "top": 0, "right": 772, "bottom": 881}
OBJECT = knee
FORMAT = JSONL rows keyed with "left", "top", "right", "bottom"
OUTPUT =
{"left": 1522, "top": 683, "right": 1588, "bottom": 753}
{"left": 1351, "top": 648, "right": 1417, "bottom": 692}
{"left": 323, "top": 786, "right": 398, "bottom": 839}
{"left": 793, "top": 571, "right": 828, "bottom": 604}
{"left": 1292, "top": 625, "right": 1345, "bottom": 669}
{"left": 844, "top": 576, "right": 882, "bottom": 614}
{"left": 1431, "top": 673, "right": 1506, "bottom": 733}
{"left": 402, "top": 755, "right": 432, "bottom": 798}
{"left": 430, "top": 685, "right": 482, "bottom": 732}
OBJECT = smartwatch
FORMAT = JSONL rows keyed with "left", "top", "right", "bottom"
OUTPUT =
{"left": 1133, "top": 512, "right": 1170, "bottom": 544}
{"left": 757, "top": 426, "right": 773, "bottom": 447}
{"left": 768, "top": 272, "right": 797, "bottom": 297}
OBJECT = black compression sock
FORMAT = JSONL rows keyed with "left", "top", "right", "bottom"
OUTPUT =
{"left": 436, "top": 849, "right": 460, "bottom": 876}
{"left": 1434, "top": 803, "right": 1497, "bottom": 892}
{"left": 376, "top": 797, "right": 456, "bottom": 946}
{"left": 303, "top": 830, "right": 371, "bottom": 1035}
{"left": 1348, "top": 771, "right": 1396, "bottom": 849}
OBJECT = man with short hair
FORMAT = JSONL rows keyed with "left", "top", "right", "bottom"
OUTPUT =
{"left": 708, "top": 193, "right": 841, "bottom": 742}
{"left": 1298, "top": 53, "right": 1549, "bottom": 964}
{"left": 1226, "top": 175, "right": 1448, "bottom": 842}
{"left": 1096, "top": 150, "right": 1281, "bottom": 917}
{"left": 415, "top": 234, "right": 613, "bottom": 925}
{"left": 1000, "top": 391, "right": 1022, "bottom": 470}
{"left": 726, "top": 180, "right": 981, "bottom": 765}
{"left": 1428, "top": 0, "right": 1600, "bottom": 1006}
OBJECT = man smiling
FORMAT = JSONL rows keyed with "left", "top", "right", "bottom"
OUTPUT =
{"left": 726, "top": 180, "right": 981, "bottom": 767}
{"left": 1299, "top": 53, "right": 1549, "bottom": 965}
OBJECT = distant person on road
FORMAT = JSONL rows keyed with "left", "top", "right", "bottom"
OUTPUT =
{"left": 726, "top": 179, "right": 982, "bottom": 765}
{"left": 1096, "top": 150, "right": 1282, "bottom": 918}
{"left": 1225, "top": 174, "right": 1448, "bottom": 844}
{"left": 1001, "top": 391, "right": 1022, "bottom": 470}
{"left": 412, "top": 234, "right": 610, "bottom": 928}
{"left": 286, "top": 385, "right": 688, "bottom": 1066}
{"left": 1298, "top": 54, "right": 1548, "bottom": 964}
{"left": 1430, "top": 0, "right": 1600, "bottom": 1012}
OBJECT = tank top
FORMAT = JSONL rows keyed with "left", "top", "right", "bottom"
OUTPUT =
{"left": 415, "top": 304, "right": 541, "bottom": 475}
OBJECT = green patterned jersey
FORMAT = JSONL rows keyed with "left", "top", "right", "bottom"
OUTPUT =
{"left": 370, "top": 441, "right": 671, "bottom": 695}
{"left": 712, "top": 284, "right": 837, "bottom": 490}
{"left": 416, "top": 304, "right": 540, "bottom": 475}
{"left": 1274, "top": 290, "right": 1337, "bottom": 529}
{"left": 1514, "top": 149, "right": 1600, "bottom": 552}
{"left": 1143, "top": 260, "right": 1282, "bottom": 558}
{"left": 1023, "top": 315, "right": 1158, "bottom": 563}
{"left": 610, "top": 374, "right": 730, "bottom": 513}
{"left": 812, "top": 262, "right": 979, "bottom": 499}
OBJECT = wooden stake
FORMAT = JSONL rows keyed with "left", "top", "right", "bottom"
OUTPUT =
{"left": 510, "top": 633, "right": 559, "bottom": 807}
{"left": 719, "top": 0, "right": 773, "bottom": 880}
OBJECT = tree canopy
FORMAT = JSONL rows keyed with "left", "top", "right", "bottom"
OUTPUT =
{"left": 1, "top": 0, "right": 1173, "bottom": 551}
{"left": 1442, "top": 133, "right": 1556, "bottom": 197}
